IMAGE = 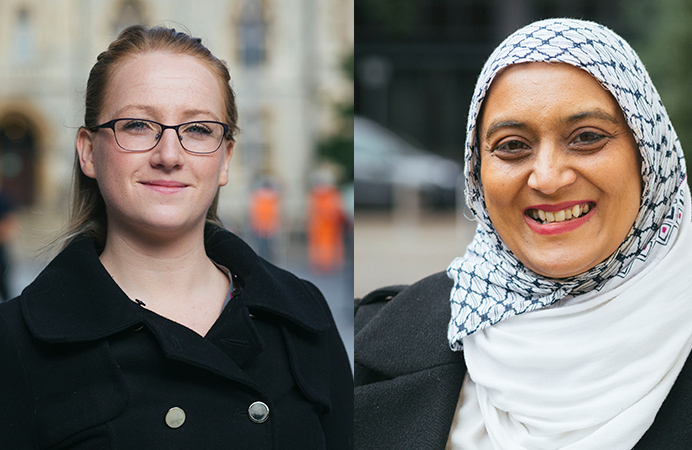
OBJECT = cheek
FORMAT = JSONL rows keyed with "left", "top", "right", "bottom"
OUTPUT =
{"left": 92, "top": 144, "right": 121, "bottom": 176}
{"left": 480, "top": 161, "right": 521, "bottom": 245}
{"left": 614, "top": 159, "right": 643, "bottom": 229}
{"left": 592, "top": 147, "right": 642, "bottom": 218}
{"left": 91, "top": 150, "right": 136, "bottom": 199}
{"left": 480, "top": 158, "right": 519, "bottom": 210}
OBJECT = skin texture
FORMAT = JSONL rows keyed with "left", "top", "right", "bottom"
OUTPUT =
{"left": 478, "top": 62, "right": 642, "bottom": 278}
{"left": 75, "top": 51, "right": 235, "bottom": 336}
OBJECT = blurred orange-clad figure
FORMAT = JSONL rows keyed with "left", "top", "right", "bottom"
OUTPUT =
{"left": 308, "top": 182, "right": 345, "bottom": 273}
{"left": 249, "top": 183, "right": 281, "bottom": 260}
{"left": 250, "top": 185, "right": 280, "bottom": 237}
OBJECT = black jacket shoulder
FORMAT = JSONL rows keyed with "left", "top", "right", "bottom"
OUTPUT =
{"left": 354, "top": 272, "right": 464, "bottom": 450}
{"left": 355, "top": 272, "right": 457, "bottom": 380}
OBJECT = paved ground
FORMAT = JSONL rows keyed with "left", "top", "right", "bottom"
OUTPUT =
{"left": 354, "top": 210, "right": 477, "bottom": 299}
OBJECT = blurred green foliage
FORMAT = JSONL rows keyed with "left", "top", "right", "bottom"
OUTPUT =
{"left": 626, "top": 0, "right": 692, "bottom": 185}
{"left": 317, "top": 52, "right": 354, "bottom": 184}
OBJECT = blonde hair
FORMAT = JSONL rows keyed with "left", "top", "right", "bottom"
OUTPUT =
{"left": 64, "top": 25, "right": 239, "bottom": 248}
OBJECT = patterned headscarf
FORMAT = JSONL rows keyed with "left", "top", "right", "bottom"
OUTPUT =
{"left": 448, "top": 18, "right": 688, "bottom": 350}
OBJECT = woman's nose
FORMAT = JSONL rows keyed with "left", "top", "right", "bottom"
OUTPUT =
{"left": 150, "top": 128, "right": 184, "bottom": 168}
{"left": 527, "top": 146, "right": 577, "bottom": 195}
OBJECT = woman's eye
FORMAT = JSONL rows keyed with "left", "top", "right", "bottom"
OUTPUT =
{"left": 572, "top": 131, "right": 605, "bottom": 145}
{"left": 123, "top": 120, "right": 151, "bottom": 132}
{"left": 183, "top": 123, "right": 212, "bottom": 136}
{"left": 494, "top": 140, "right": 529, "bottom": 152}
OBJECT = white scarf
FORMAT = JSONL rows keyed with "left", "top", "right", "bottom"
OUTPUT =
{"left": 447, "top": 18, "right": 692, "bottom": 448}
{"left": 464, "top": 191, "right": 692, "bottom": 449}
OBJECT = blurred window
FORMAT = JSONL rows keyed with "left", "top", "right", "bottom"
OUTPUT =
{"left": 13, "top": 8, "right": 35, "bottom": 65}
{"left": 238, "top": 0, "right": 267, "bottom": 67}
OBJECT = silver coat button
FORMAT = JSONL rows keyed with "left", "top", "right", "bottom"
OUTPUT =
{"left": 165, "top": 407, "right": 186, "bottom": 428}
{"left": 248, "top": 401, "right": 269, "bottom": 423}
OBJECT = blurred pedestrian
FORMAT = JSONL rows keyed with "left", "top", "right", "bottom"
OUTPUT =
{"left": 249, "top": 179, "right": 280, "bottom": 261}
{"left": 307, "top": 176, "right": 345, "bottom": 273}
{"left": 0, "top": 25, "right": 352, "bottom": 449}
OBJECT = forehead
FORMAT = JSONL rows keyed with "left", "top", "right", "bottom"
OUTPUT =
{"left": 102, "top": 51, "right": 225, "bottom": 121}
{"left": 480, "top": 62, "right": 621, "bottom": 123}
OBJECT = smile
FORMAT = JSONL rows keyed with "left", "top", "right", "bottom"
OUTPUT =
{"left": 526, "top": 202, "right": 595, "bottom": 225}
{"left": 141, "top": 180, "right": 188, "bottom": 193}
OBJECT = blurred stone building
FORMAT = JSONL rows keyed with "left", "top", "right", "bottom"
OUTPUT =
{"left": 0, "top": 0, "right": 353, "bottom": 256}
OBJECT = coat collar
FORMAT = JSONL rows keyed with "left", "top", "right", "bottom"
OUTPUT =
{"left": 21, "top": 225, "right": 329, "bottom": 343}
{"left": 355, "top": 272, "right": 461, "bottom": 378}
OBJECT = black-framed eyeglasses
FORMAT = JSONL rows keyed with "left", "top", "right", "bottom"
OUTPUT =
{"left": 92, "top": 118, "right": 233, "bottom": 155}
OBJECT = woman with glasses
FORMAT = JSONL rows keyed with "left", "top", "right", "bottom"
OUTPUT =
{"left": 0, "top": 25, "right": 352, "bottom": 449}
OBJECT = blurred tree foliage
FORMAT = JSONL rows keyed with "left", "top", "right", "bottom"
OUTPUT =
{"left": 626, "top": 0, "right": 692, "bottom": 183}
{"left": 317, "top": 52, "right": 354, "bottom": 184}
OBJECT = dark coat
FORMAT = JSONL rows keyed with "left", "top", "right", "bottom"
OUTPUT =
{"left": 355, "top": 272, "right": 692, "bottom": 450}
{"left": 0, "top": 227, "right": 353, "bottom": 449}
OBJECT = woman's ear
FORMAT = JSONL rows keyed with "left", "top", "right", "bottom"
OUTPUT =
{"left": 76, "top": 127, "right": 97, "bottom": 179}
{"left": 218, "top": 140, "right": 234, "bottom": 187}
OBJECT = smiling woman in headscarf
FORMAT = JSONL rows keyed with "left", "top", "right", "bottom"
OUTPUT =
{"left": 355, "top": 18, "right": 692, "bottom": 450}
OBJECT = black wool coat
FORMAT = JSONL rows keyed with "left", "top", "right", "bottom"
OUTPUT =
{"left": 355, "top": 272, "right": 692, "bottom": 450}
{"left": 0, "top": 226, "right": 353, "bottom": 449}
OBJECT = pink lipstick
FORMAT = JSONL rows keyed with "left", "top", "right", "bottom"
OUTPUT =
{"left": 141, "top": 180, "right": 188, "bottom": 194}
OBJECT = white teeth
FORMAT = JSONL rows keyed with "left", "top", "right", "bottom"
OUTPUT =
{"left": 529, "top": 203, "right": 592, "bottom": 224}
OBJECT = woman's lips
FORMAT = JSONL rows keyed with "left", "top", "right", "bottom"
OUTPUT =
{"left": 141, "top": 180, "right": 188, "bottom": 193}
{"left": 524, "top": 201, "right": 596, "bottom": 235}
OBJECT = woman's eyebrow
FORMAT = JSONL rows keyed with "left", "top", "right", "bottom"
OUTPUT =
{"left": 180, "top": 109, "right": 222, "bottom": 122}
{"left": 111, "top": 105, "right": 221, "bottom": 121}
{"left": 112, "top": 104, "right": 158, "bottom": 118}
{"left": 564, "top": 109, "right": 621, "bottom": 125}
{"left": 483, "top": 120, "right": 528, "bottom": 141}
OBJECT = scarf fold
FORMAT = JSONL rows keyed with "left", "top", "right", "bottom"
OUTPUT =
{"left": 446, "top": 18, "right": 692, "bottom": 449}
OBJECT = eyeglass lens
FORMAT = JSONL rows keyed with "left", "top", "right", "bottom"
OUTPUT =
{"left": 113, "top": 119, "right": 225, "bottom": 154}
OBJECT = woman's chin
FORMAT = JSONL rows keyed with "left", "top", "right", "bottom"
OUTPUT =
{"left": 111, "top": 212, "right": 206, "bottom": 241}
{"left": 514, "top": 244, "right": 604, "bottom": 279}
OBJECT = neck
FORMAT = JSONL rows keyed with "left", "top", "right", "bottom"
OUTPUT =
{"left": 99, "top": 222, "right": 221, "bottom": 307}
{"left": 99, "top": 221, "right": 231, "bottom": 336}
